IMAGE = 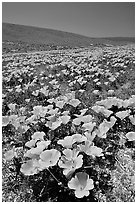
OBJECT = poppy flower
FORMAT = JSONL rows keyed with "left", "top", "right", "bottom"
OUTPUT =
{"left": 93, "top": 90, "right": 99, "bottom": 95}
{"left": 96, "top": 116, "right": 117, "bottom": 138}
{"left": 33, "top": 105, "right": 48, "bottom": 117}
{"left": 68, "top": 172, "right": 94, "bottom": 198}
{"left": 129, "top": 115, "right": 135, "bottom": 125}
{"left": 72, "top": 117, "right": 83, "bottom": 126}
{"left": 79, "top": 89, "right": 85, "bottom": 93}
{"left": 93, "top": 78, "right": 99, "bottom": 83}
{"left": 82, "top": 121, "right": 96, "bottom": 132}
{"left": 84, "top": 131, "right": 97, "bottom": 142}
{"left": 57, "top": 134, "right": 87, "bottom": 148}
{"left": 56, "top": 100, "right": 66, "bottom": 109}
{"left": 68, "top": 98, "right": 81, "bottom": 107}
{"left": 108, "top": 76, "right": 116, "bottom": 82}
{"left": 9, "top": 115, "right": 20, "bottom": 129}
{"left": 46, "top": 118, "right": 62, "bottom": 130}
{"left": 81, "top": 115, "right": 93, "bottom": 123}
{"left": 61, "top": 110, "right": 70, "bottom": 116}
{"left": 73, "top": 115, "right": 93, "bottom": 126}
{"left": 80, "top": 109, "right": 88, "bottom": 115}
{"left": 31, "top": 131, "right": 45, "bottom": 141}
{"left": 4, "top": 148, "right": 17, "bottom": 161}
{"left": 2, "top": 116, "right": 10, "bottom": 126}
{"left": 79, "top": 140, "right": 103, "bottom": 157}
{"left": 8, "top": 103, "right": 16, "bottom": 112}
{"left": 65, "top": 92, "right": 75, "bottom": 100}
{"left": 116, "top": 110, "right": 131, "bottom": 120}
{"left": 57, "top": 136, "right": 75, "bottom": 148}
{"left": 32, "top": 90, "right": 39, "bottom": 96}
{"left": 92, "top": 105, "right": 113, "bottom": 118}
{"left": 39, "top": 149, "right": 61, "bottom": 169}
{"left": 24, "top": 147, "right": 43, "bottom": 159}
{"left": 108, "top": 89, "right": 114, "bottom": 95}
{"left": 25, "top": 139, "right": 36, "bottom": 148}
{"left": 20, "top": 159, "right": 40, "bottom": 176}
{"left": 122, "top": 95, "right": 135, "bottom": 108}
{"left": 36, "top": 140, "right": 51, "bottom": 149}
{"left": 125, "top": 132, "right": 135, "bottom": 141}
{"left": 96, "top": 97, "right": 123, "bottom": 109}
{"left": 47, "top": 108, "right": 59, "bottom": 115}
{"left": 96, "top": 81, "right": 101, "bottom": 86}
{"left": 104, "top": 81, "right": 109, "bottom": 85}
{"left": 25, "top": 99, "right": 30, "bottom": 103}
{"left": 47, "top": 98, "right": 55, "bottom": 104}
{"left": 60, "top": 115, "right": 70, "bottom": 124}
{"left": 58, "top": 149, "right": 83, "bottom": 176}
{"left": 40, "top": 86, "right": 49, "bottom": 96}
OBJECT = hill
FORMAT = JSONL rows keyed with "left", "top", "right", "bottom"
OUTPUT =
{"left": 2, "top": 23, "right": 135, "bottom": 48}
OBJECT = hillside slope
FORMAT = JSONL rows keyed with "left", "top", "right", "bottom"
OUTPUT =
{"left": 2, "top": 23, "right": 135, "bottom": 47}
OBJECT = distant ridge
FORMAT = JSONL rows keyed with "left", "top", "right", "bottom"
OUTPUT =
{"left": 2, "top": 23, "right": 135, "bottom": 47}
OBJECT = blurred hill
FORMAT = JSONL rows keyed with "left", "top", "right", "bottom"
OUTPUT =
{"left": 3, "top": 22, "right": 135, "bottom": 48}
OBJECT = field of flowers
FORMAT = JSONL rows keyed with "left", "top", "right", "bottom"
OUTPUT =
{"left": 2, "top": 43, "right": 135, "bottom": 202}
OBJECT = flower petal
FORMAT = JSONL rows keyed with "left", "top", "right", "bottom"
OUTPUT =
{"left": 63, "top": 149, "right": 73, "bottom": 160}
{"left": 125, "top": 132, "right": 135, "bottom": 141}
{"left": 76, "top": 172, "right": 88, "bottom": 188}
{"left": 40, "top": 149, "right": 61, "bottom": 167}
{"left": 68, "top": 177, "right": 80, "bottom": 190}
{"left": 31, "top": 132, "right": 45, "bottom": 141}
{"left": 25, "top": 140, "right": 36, "bottom": 148}
{"left": 75, "top": 190, "right": 89, "bottom": 198}
{"left": 84, "top": 179, "right": 94, "bottom": 190}
{"left": 75, "top": 155, "right": 83, "bottom": 168}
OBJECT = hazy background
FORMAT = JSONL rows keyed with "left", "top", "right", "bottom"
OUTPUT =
{"left": 2, "top": 2, "right": 135, "bottom": 38}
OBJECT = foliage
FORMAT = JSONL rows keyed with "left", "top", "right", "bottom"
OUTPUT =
{"left": 2, "top": 43, "right": 135, "bottom": 201}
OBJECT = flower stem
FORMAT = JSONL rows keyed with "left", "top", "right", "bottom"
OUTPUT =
{"left": 83, "top": 166, "right": 92, "bottom": 168}
{"left": 47, "top": 168, "right": 62, "bottom": 185}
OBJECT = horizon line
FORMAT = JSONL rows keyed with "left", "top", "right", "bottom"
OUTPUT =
{"left": 2, "top": 21, "right": 135, "bottom": 39}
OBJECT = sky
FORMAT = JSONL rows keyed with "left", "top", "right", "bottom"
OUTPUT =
{"left": 2, "top": 2, "right": 135, "bottom": 38}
